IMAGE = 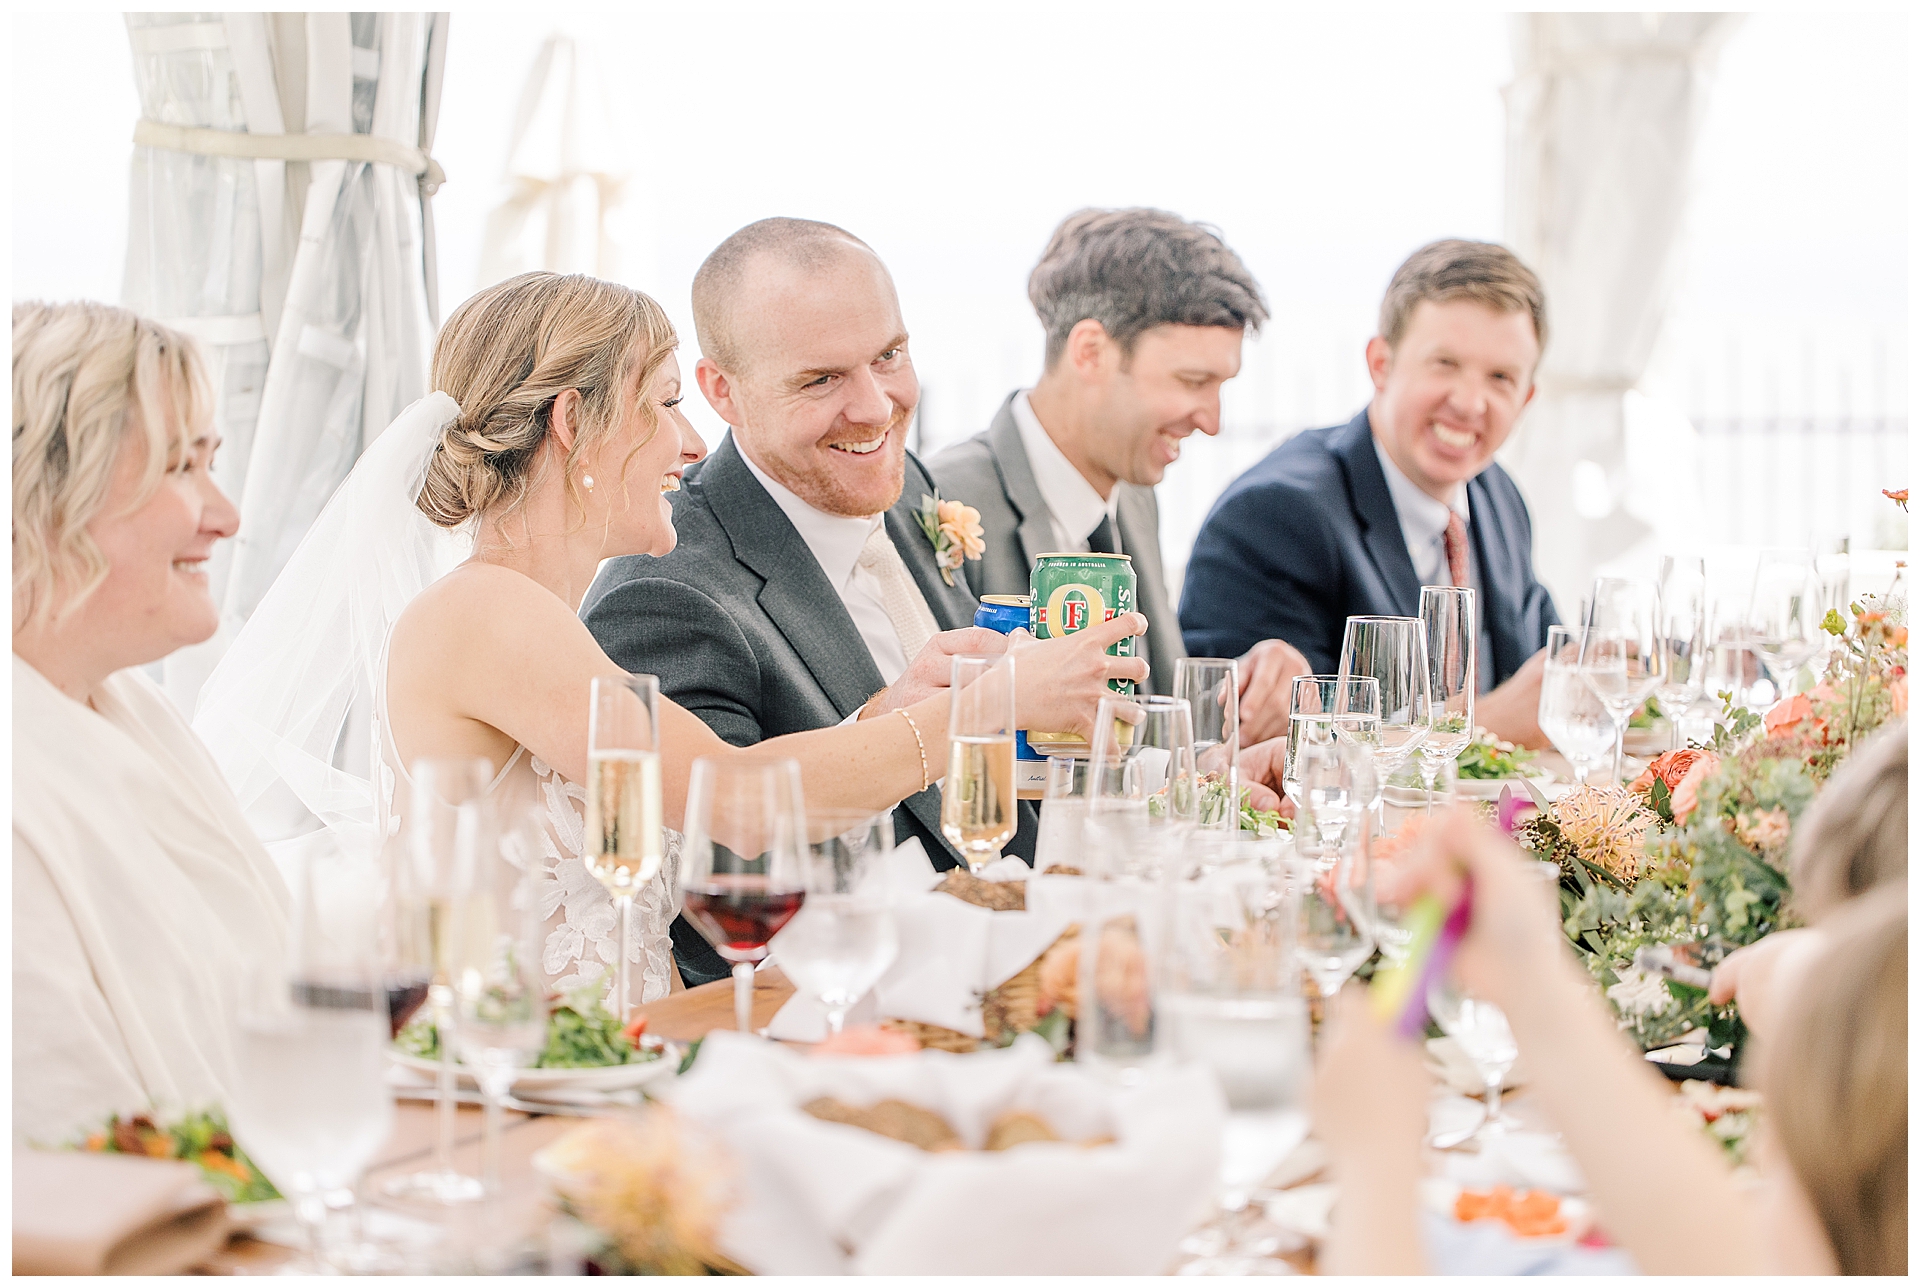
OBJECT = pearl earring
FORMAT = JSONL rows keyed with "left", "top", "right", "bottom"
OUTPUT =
{"left": 583, "top": 474, "right": 595, "bottom": 490}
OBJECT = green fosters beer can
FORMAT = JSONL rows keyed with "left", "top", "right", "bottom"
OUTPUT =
{"left": 1030, "top": 552, "right": 1136, "bottom": 696}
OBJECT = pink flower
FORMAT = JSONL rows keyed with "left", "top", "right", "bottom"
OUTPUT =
{"left": 1735, "top": 807, "right": 1792, "bottom": 853}
{"left": 936, "top": 500, "right": 985, "bottom": 561}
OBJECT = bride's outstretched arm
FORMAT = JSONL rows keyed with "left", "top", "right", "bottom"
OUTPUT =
{"left": 394, "top": 565, "right": 1144, "bottom": 833}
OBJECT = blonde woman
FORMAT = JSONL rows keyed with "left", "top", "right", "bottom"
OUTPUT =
{"left": 198, "top": 273, "right": 1141, "bottom": 1005}
{"left": 12, "top": 302, "right": 289, "bottom": 1141}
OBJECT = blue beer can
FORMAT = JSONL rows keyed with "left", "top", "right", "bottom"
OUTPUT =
{"left": 971, "top": 596, "right": 1046, "bottom": 781}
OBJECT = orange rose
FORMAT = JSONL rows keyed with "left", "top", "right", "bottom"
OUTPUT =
{"left": 1630, "top": 748, "right": 1721, "bottom": 824}
{"left": 1764, "top": 693, "right": 1815, "bottom": 735}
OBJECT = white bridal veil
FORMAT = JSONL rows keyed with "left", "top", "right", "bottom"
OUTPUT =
{"left": 194, "top": 393, "right": 468, "bottom": 857}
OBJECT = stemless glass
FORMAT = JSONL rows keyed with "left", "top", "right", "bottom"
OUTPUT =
{"left": 1034, "top": 755, "right": 1092, "bottom": 874}
{"left": 1417, "top": 587, "right": 1476, "bottom": 811}
{"left": 681, "top": 756, "right": 809, "bottom": 1033}
{"left": 1283, "top": 675, "right": 1381, "bottom": 804}
{"left": 1748, "top": 548, "right": 1822, "bottom": 700}
{"left": 1086, "top": 694, "right": 1199, "bottom": 875}
{"left": 1336, "top": 616, "right": 1432, "bottom": 786}
{"left": 1290, "top": 839, "right": 1375, "bottom": 1003}
{"left": 774, "top": 811, "right": 900, "bottom": 1035}
{"left": 1578, "top": 577, "right": 1665, "bottom": 786}
{"left": 450, "top": 834, "right": 547, "bottom": 1197}
{"left": 1288, "top": 709, "right": 1377, "bottom": 864}
{"left": 1656, "top": 554, "right": 1709, "bottom": 749}
{"left": 382, "top": 757, "right": 491, "bottom": 1206}
{"left": 941, "top": 653, "right": 1017, "bottom": 874}
{"left": 230, "top": 848, "right": 395, "bottom": 1271}
{"left": 1426, "top": 976, "right": 1520, "bottom": 1148}
{"left": 585, "top": 673, "right": 663, "bottom": 1022}
{"left": 1175, "top": 657, "right": 1241, "bottom": 831}
{"left": 1538, "top": 626, "right": 1613, "bottom": 785}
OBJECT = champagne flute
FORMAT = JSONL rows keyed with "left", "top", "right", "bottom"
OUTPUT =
{"left": 450, "top": 830, "right": 547, "bottom": 1197}
{"left": 1290, "top": 841, "right": 1375, "bottom": 1003}
{"left": 1417, "top": 587, "right": 1476, "bottom": 812}
{"left": 1578, "top": 577, "right": 1665, "bottom": 786}
{"left": 585, "top": 674, "right": 663, "bottom": 1022}
{"left": 1538, "top": 625, "right": 1614, "bottom": 785}
{"left": 1087, "top": 694, "right": 1199, "bottom": 876}
{"left": 1175, "top": 657, "right": 1241, "bottom": 831}
{"left": 1748, "top": 549, "right": 1822, "bottom": 700}
{"left": 681, "top": 755, "right": 809, "bottom": 1033}
{"left": 1656, "top": 554, "right": 1709, "bottom": 749}
{"left": 774, "top": 811, "right": 899, "bottom": 1036}
{"left": 381, "top": 757, "right": 490, "bottom": 1206}
{"left": 941, "top": 653, "right": 1017, "bottom": 874}
{"left": 1337, "top": 616, "right": 1431, "bottom": 839}
{"left": 229, "top": 845, "right": 395, "bottom": 1271}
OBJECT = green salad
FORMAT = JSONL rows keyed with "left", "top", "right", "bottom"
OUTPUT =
{"left": 76, "top": 1109, "right": 279, "bottom": 1204}
{"left": 396, "top": 988, "right": 663, "bottom": 1069}
{"left": 1165, "top": 773, "right": 1290, "bottom": 835}
{"left": 1454, "top": 729, "right": 1537, "bottom": 780}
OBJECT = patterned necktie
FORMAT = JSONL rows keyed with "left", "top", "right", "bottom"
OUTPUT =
{"left": 1444, "top": 511, "right": 1470, "bottom": 588}
{"left": 856, "top": 523, "right": 940, "bottom": 666}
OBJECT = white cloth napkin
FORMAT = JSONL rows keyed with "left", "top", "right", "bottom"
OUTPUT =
{"left": 665, "top": 1030, "right": 1225, "bottom": 1275}
{"left": 768, "top": 844, "right": 1080, "bottom": 1041}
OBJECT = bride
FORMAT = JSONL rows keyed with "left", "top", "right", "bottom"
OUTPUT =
{"left": 197, "top": 272, "right": 1141, "bottom": 1006}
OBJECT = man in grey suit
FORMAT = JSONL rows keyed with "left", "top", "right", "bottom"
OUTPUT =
{"left": 929, "top": 209, "right": 1309, "bottom": 740}
{"left": 581, "top": 218, "right": 1147, "bottom": 984}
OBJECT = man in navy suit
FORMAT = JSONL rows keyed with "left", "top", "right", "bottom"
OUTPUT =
{"left": 1179, "top": 240, "right": 1559, "bottom": 746}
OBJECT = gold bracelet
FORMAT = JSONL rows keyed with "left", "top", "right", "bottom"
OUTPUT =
{"left": 896, "top": 708, "right": 930, "bottom": 793}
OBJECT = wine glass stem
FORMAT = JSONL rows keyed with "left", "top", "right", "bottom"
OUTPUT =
{"left": 481, "top": 1073, "right": 505, "bottom": 1196}
{"left": 732, "top": 961, "right": 755, "bottom": 1033}
{"left": 1418, "top": 758, "right": 1438, "bottom": 815}
{"left": 1484, "top": 1074, "right": 1504, "bottom": 1129}
{"left": 826, "top": 1006, "right": 847, "bottom": 1037}
{"left": 615, "top": 894, "right": 634, "bottom": 1022}
{"left": 1609, "top": 717, "right": 1627, "bottom": 786}
{"left": 431, "top": 997, "right": 456, "bottom": 1176}
{"left": 295, "top": 1192, "right": 330, "bottom": 1271}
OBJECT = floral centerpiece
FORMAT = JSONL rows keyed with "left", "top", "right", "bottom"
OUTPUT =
{"left": 1522, "top": 590, "right": 1906, "bottom": 1056}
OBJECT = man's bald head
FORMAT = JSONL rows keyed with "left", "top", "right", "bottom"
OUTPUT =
{"left": 692, "top": 217, "right": 880, "bottom": 374}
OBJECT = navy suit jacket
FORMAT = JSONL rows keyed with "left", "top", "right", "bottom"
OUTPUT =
{"left": 1178, "top": 409, "right": 1559, "bottom": 686}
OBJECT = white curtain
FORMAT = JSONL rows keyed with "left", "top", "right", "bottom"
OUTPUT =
{"left": 121, "top": 12, "right": 448, "bottom": 715}
{"left": 477, "top": 33, "right": 634, "bottom": 284}
{"left": 1500, "top": 12, "right": 1738, "bottom": 611}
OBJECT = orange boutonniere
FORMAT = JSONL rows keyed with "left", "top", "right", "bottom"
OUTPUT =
{"left": 915, "top": 492, "right": 985, "bottom": 586}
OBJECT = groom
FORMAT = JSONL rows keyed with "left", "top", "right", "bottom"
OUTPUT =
{"left": 582, "top": 218, "right": 1037, "bottom": 985}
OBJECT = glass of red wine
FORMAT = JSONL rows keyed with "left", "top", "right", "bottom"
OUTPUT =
{"left": 680, "top": 755, "right": 809, "bottom": 1033}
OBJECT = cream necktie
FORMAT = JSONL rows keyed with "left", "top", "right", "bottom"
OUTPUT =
{"left": 856, "top": 523, "right": 941, "bottom": 667}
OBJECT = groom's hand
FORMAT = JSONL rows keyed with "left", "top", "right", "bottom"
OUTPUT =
{"left": 860, "top": 627, "right": 1010, "bottom": 719}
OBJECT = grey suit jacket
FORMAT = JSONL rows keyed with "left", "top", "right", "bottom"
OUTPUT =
{"left": 581, "top": 433, "right": 1039, "bottom": 981}
{"left": 926, "top": 392, "right": 1186, "bottom": 695}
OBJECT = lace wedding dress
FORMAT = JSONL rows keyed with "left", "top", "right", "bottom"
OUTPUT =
{"left": 372, "top": 639, "right": 679, "bottom": 1004}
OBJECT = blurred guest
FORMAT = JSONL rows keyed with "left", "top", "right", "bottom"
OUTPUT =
{"left": 12, "top": 302, "right": 288, "bottom": 1142}
{"left": 1180, "top": 240, "right": 1560, "bottom": 746}
{"left": 1707, "top": 719, "right": 1907, "bottom": 1039}
{"left": 929, "top": 208, "right": 1308, "bottom": 739}
{"left": 1316, "top": 807, "right": 1907, "bottom": 1276}
{"left": 582, "top": 220, "right": 1148, "bottom": 983}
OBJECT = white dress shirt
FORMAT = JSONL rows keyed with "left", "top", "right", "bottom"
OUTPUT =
{"left": 1011, "top": 390, "right": 1122, "bottom": 554}
{"left": 738, "top": 448, "right": 913, "bottom": 686}
{"left": 1372, "top": 439, "right": 1497, "bottom": 691}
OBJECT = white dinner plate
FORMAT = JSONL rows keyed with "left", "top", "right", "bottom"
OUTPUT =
{"left": 1419, "top": 1178, "right": 1591, "bottom": 1244}
{"left": 386, "top": 1042, "right": 681, "bottom": 1095}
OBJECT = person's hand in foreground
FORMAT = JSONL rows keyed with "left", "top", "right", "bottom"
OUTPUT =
{"left": 1706, "top": 928, "right": 1827, "bottom": 1048}
{"left": 862, "top": 627, "right": 1009, "bottom": 718}
{"left": 1315, "top": 987, "right": 1431, "bottom": 1275}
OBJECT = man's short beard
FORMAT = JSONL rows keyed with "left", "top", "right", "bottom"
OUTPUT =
{"left": 754, "top": 405, "right": 913, "bottom": 518}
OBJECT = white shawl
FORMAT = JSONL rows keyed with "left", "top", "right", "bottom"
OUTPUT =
{"left": 12, "top": 655, "right": 290, "bottom": 1144}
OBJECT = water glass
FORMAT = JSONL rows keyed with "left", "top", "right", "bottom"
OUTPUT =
{"left": 1086, "top": 694, "right": 1199, "bottom": 875}
{"left": 1289, "top": 845, "right": 1375, "bottom": 1002}
{"left": 1578, "top": 577, "right": 1665, "bottom": 785}
{"left": 1336, "top": 615, "right": 1433, "bottom": 783}
{"left": 586, "top": 673, "right": 662, "bottom": 1022}
{"left": 450, "top": 841, "right": 547, "bottom": 1196}
{"left": 1175, "top": 657, "right": 1241, "bottom": 831}
{"left": 1283, "top": 675, "right": 1381, "bottom": 803}
{"left": 681, "top": 756, "right": 810, "bottom": 1032}
{"left": 1747, "top": 548, "right": 1822, "bottom": 698}
{"left": 1076, "top": 876, "right": 1166, "bottom": 1081}
{"left": 941, "top": 653, "right": 1018, "bottom": 873}
{"left": 1288, "top": 714, "right": 1376, "bottom": 865}
{"left": 1034, "top": 755, "right": 1091, "bottom": 874}
{"left": 1538, "top": 626, "right": 1613, "bottom": 785}
{"left": 382, "top": 757, "right": 492, "bottom": 1206}
{"left": 775, "top": 811, "right": 900, "bottom": 1035}
{"left": 230, "top": 847, "right": 395, "bottom": 1270}
{"left": 1418, "top": 586, "right": 1476, "bottom": 811}
{"left": 1426, "top": 976, "right": 1520, "bottom": 1146}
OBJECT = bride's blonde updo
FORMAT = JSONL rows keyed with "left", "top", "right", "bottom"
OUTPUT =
{"left": 418, "top": 272, "right": 677, "bottom": 529}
